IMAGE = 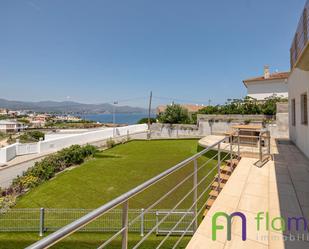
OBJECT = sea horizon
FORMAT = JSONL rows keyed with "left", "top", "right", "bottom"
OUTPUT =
{"left": 80, "top": 113, "right": 156, "bottom": 125}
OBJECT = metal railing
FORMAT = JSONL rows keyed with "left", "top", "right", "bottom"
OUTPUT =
{"left": 25, "top": 134, "right": 239, "bottom": 249}
{"left": 0, "top": 208, "right": 194, "bottom": 236}
{"left": 290, "top": 0, "right": 309, "bottom": 68}
{"left": 254, "top": 130, "right": 271, "bottom": 167}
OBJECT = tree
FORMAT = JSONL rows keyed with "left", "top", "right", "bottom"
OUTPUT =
{"left": 157, "top": 104, "right": 191, "bottom": 124}
{"left": 137, "top": 117, "right": 156, "bottom": 124}
{"left": 198, "top": 95, "right": 287, "bottom": 116}
{"left": 261, "top": 95, "right": 287, "bottom": 115}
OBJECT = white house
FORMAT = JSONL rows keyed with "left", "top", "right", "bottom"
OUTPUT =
{"left": 288, "top": 0, "right": 309, "bottom": 158}
{"left": 243, "top": 66, "right": 289, "bottom": 100}
{"left": 0, "top": 120, "right": 25, "bottom": 133}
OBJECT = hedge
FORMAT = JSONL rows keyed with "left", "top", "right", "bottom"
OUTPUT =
{"left": 0, "top": 144, "right": 97, "bottom": 212}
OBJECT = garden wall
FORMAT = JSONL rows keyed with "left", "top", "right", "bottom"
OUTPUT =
{"left": 0, "top": 124, "right": 148, "bottom": 164}
{"left": 151, "top": 107, "right": 289, "bottom": 139}
{"left": 150, "top": 123, "right": 202, "bottom": 138}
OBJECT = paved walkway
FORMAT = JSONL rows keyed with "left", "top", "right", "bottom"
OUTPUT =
{"left": 186, "top": 139, "right": 309, "bottom": 249}
{"left": 0, "top": 154, "right": 49, "bottom": 188}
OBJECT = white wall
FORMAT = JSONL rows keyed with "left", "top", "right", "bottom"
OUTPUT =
{"left": 247, "top": 79, "right": 288, "bottom": 100}
{"left": 0, "top": 144, "right": 17, "bottom": 163}
{"left": 288, "top": 68, "right": 309, "bottom": 158}
{"left": 39, "top": 124, "right": 148, "bottom": 153}
{"left": 0, "top": 124, "right": 148, "bottom": 163}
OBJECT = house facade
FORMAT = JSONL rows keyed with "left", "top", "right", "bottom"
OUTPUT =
{"left": 288, "top": 0, "right": 309, "bottom": 158}
{"left": 243, "top": 66, "right": 289, "bottom": 100}
{"left": 0, "top": 120, "right": 25, "bottom": 133}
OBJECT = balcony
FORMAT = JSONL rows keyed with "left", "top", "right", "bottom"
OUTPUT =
{"left": 290, "top": 0, "right": 309, "bottom": 71}
{"left": 187, "top": 140, "right": 309, "bottom": 249}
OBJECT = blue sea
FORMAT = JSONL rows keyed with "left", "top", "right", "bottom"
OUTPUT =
{"left": 81, "top": 113, "right": 156, "bottom": 125}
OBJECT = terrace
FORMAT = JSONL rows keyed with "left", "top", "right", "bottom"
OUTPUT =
{"left": 187, "top": 139, "right": 309, "bottom": 249}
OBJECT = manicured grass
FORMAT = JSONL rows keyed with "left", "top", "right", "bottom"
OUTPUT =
{"left": 0, "top": 232, "right": 191, "bottom": 249}
{"left": 2, "top": 139, "right": 220, "bottom": 248}
{"left": 16, "top": 139, "right": 217, "bottom": 209}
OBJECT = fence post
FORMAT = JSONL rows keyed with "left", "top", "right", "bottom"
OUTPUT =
{"left": 39, "top": 208, "right": 45, "bottom": 237}
{"left": 193, "top": 158, "right": 198, "bottom": 232}
{"left": 140, "top": 208, "right": 144, "bottom": 237}
{"left": 37, "top": 137, "right": 43, "bottom": 153}
{"left": 122, "top": 201, "right": 129, "bottom": 249}
{"left": 217, "top": 143, "right": 221, "bottom": 193}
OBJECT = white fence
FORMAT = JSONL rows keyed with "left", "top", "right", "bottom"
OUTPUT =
{"left": 16, "top": 143, "right": 39, "bottom": 156}
{"left": 0, "top": 124, "right": 148, "bottom": 164}
{"left": 0, "top": 208, "right": 194, "bottom": 235}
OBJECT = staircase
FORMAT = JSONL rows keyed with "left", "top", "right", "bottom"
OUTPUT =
{"left": 203, "top": 158, "right": 240, "bottom": 216}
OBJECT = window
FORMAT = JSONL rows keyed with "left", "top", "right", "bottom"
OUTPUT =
{"left": 301, "top": 93, "right": 308, "bottom": 125}
{"left": 291, "top": 98, "right": 296, "bottom": 126}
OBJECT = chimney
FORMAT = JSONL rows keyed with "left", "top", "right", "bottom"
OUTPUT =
{"left": 264, "top": 65, "right": 270, "bottom": 79}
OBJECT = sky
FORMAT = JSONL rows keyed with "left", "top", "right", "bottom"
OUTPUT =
{"left": 0, "top": 0, "right": 306, "bottom": 107}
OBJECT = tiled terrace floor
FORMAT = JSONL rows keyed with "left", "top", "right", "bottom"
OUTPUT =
{"left": 186, "top": 139, "right": 309, "bottom": 249}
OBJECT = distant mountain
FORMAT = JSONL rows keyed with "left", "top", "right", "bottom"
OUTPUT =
{"left": 0, "top": 98, "right": 149, "bottom": 114}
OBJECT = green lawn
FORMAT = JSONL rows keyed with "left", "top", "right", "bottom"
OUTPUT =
{"left": 0, "top": 233, "right": 191, "bottom": 249}
{"left": 1, "top": 139, "right": 220, "bottom": 248}
{"left": 16, "top": 139, "right": 218, "bottom": 209}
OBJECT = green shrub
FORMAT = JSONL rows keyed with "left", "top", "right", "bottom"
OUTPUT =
{"left": 1, "top": 144, "right": 97, "bottom": 210}
{"left": 157, "top": 104, "right": 191, "bottom": 124}
{"left": 106, "top": 138, "right": 115, "bottom": 148}
{"left": 198, "top": 95, "right": 287, "bottom": 116}
{"left": 137, "top": 117, "right": 156, "bottom": 124}
{"left": 0, "top": 195, "right": 16, "bottom": 213}
{"left": 244, "top": 119, "right": 251, "bottom": 124}
{"left": 28, "top": 131, "right": 45, "bottom": 141}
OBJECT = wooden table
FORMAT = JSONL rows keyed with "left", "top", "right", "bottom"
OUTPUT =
{"left": 232, "top": 125, "right": 262, "bottom": 146}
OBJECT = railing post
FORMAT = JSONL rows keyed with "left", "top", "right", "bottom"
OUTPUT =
{"left": 259, "top": 133, "right": 263, "bottom": 162}
{"left": 237, "top": 133, "right": 240, "bottom": 159}
{"left": 122, "top": 201, "right": 129, "bottom": 249}
{"left": 230, "top": 135, "right": 233, "bottom": 171}
{"left": 140, "top": 208, "right": 144, "bottom": 237}
{"left": 217, "top": 143, "right": 221, "bottom": 193}
{"left": 193, "top": 158, "right": 198, "bottom": 232}
{"left": 267, "top": 131, "right": 271, "bottom": 156}
{"left": 39, "top": 208, "right": 45, "bottom": 237}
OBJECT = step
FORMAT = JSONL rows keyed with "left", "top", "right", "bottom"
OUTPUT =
{"left": 211, "top": 181, "right": 226, "bottom": 190}
{"left": 203, "top": 209, "right": 209, "bottom": 217}
{"left": 225, "top": 159, "right": 239, "bottom": 167}
{"left": 220, "top": 165, "right": 233, "bottom": 174}
{"left": 205, "top": 198, "right": 215, "bottom": 208}
{"left": 215, "top": 173, "right": 230, "bottom": 182}
{"left": 209, "top": 190, "right": 220, "bottom": 198}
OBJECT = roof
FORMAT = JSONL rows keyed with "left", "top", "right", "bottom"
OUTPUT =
{"left": 156, "top": 104, "right": 205, "bottom": 113}
{"left": 243, "top": 72, "right": 290, "bottom": 87}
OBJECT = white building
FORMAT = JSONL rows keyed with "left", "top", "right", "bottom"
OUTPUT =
{"left": 288, "top": 0, "right": 309, "bottom": 158}
{"left": 0, "top": 120, "right": 25, "bottom": 133}
{"left": 0, "top": 108, "right": 8, "bottom": 115}
{"left": 243, "top": 66, "right": 289, "bottom": 100}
